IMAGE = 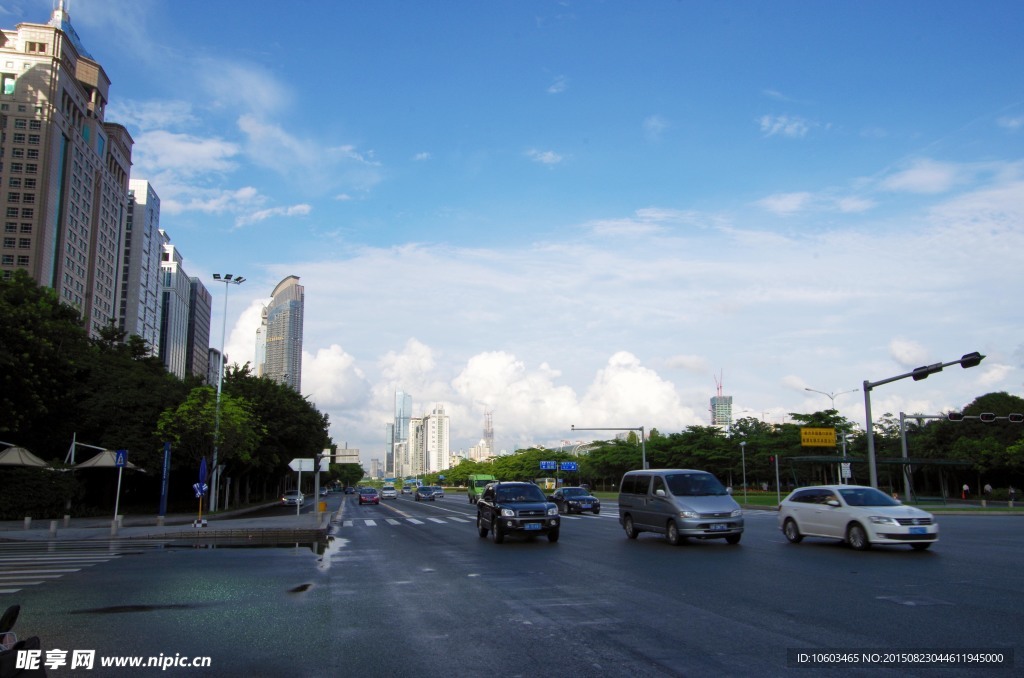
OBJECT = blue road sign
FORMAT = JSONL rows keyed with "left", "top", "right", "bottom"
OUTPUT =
{"left": 114, "top": 449, "right": 128, "bottom": 467}
{"left": 540, "top": 460, "right": 556, "bottom": 470}
{"left": 559, "top": 461, "right": 578, "bottom": 471}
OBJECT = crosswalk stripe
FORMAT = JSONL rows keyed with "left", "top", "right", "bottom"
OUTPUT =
{"left": 385, "top": 519, "right": 401, "bottom": 525}
{"left": 0, "top": 540, "right": 169, "bottom": 596}
{"left": 407, "top": 518, "right": 424, "bottom": 524}
{"left": 427, "top": 518, "right": 446, "bottom": 524}
{"left": 364, "top": 520, "right": 377, "bottom": 526}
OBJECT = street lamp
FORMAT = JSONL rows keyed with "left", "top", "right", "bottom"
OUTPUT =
{"left": 570, "top": 425, "right": 646, "bottom": 469}
{"left": 739, "top": 441, "right": 747, "bottom": 505}
{"left": 805, "top": 387, "right": 858, "bottom": 484}
{"left": 863, "top": 351, "right": 984, "bottom": 488}
{"left": 211, "top": 273, "right": 245, "bottom": 513}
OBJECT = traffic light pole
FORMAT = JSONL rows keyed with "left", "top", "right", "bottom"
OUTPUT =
{"left": 863, "top": 352, "right": 984, "bottom": 489}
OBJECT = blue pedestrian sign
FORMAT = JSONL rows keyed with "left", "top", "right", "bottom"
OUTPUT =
{"left": 114, "top": 449, "right": 128, "bottom": 467}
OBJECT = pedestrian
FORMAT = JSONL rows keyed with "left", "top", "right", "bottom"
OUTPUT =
{"left": 1010, "top": 486, "right": 1017, "bottom": 503}
{"left": 983, "top": 482, "right": 993, "bottom": 496}
{"left": 962, "top": 483, "right": 969, "bottom": 499}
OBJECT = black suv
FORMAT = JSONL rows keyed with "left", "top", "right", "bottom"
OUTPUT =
{"left": 476, "top": 482, "right": 560, "bottom": 543}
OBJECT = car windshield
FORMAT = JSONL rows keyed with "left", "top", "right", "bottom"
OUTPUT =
{"left": 360, "top": 488, "right": 375, "bottom": 494}
{"left": 496, "top": 485, "right": 547, "bottom": 502}
{"left": 562, "top": 488, "right": 588, "bottom": 497}
{"left": 838, "top": 487, "right": 901, "bottom": 507}
{"left": 473, "top": 479, "right": 492, "bottom": 488}
{"left": 665, "top": 473, "right": 727, "bottom": 497}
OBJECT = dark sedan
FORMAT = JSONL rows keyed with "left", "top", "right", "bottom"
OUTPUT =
{"left": 414, "top": 486, "right": 436, "bottom": 501}
{"left": 358, "top": 487, "right": 380, "bottom": 505}
{"left": 549, "top": 487, "right": 601, "bottom": 514}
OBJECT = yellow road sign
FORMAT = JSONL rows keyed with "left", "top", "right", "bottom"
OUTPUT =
{"left": 801, "top": 427, "right": 837, "bottom": 447}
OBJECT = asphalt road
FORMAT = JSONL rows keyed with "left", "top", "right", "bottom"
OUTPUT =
{"left": 3, "top": 494, "right": 1021, "bottom": 677}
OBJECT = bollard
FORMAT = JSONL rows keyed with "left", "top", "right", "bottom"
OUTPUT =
{"left": 49, "top": 520, "right": 58, "bottom": 536}
{"left": 156, "top": 516, "right": 165, "bottom": 527}
{"left": 63, "top": 514, "right": 71, "bottom": 528}
{"left": 23, "top": 517, "right": 31, "bottom": 530}
{"left": 109, "top": 521, "right": 118, "bottom": 536}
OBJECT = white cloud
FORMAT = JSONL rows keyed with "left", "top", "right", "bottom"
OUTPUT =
{"left": 664, "top": 354, "right": 709, "bottom": 372}
{"left": 413, "top": 152, "right": 431, "bottom": 161}
{"left": 759, "top": 114, "right": 811, "bottom": 138}
{"left": 997, "top": 116, "right": 1024, "bottom": 131}
{"left": 304, "top": 345, "right": 371, "bottom": 410}
{"left": 234, "top": 203, "right": 312, "bottom": 229}
{"left": 643, "top": 114, "right": 669, "bottom": 141}
{"left": 131, "top": 130, "right": 239, "bottom": 178}
{"left": 756, "top": 192, "right": 813, "bottom": 215}
{"left": 889, "top": 339, "right": 930, "bottom": 368}
{"left": 526, "top": 148, "right": 563, "bottom": 165}
{"left": 547, "top": 75, "right": 567, "bottom": 94}
{"left": 881, "top": 159, "right": 961, "bottom": 194}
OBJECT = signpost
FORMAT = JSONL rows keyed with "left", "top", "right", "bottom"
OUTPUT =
{"left": 289, "top": 457, "right": 329, "bottom": 517}
{"left": 112, "top": 449, "right": 128, "bottom": 529}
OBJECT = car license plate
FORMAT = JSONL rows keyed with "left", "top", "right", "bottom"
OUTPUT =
{"left": 909, "top": 527, "right": 926, "bottom": 535}
{"left": 581, "top": 504, "right": 592, "bottom": 509}
{"left": 524, "top": 523, "right": 541, "bottom": 530}
{"left": 710, "top": 524, "right": 728, "bottom": 531}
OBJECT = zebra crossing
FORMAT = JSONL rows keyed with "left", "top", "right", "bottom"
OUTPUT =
{"left": 334, "top": 512, "right": 610, "bottom": 529}
{"left": 0, "top": 540, "right": 169, "bottom": 595}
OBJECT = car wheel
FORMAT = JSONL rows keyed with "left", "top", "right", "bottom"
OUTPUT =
{"left": 547, "top": 528, "right": 560, "bottom": 543}
{"left": 593, "top": 508, "right": 600, "bottom": 515}
{"left": 847, "top": 522, "right": 871, "bottom": 551}
{"left": 476, "top": 515, "right": 488, "bottom": 538}
{"left": 725, "top": 533, "right": 741, "bottom": 545}
{"left": 666, "top": 520, "right": 682, "bottom": 546}
{"left": 624, "top": 515, "right": 638, "bottom": 540}
{"left": 910, "top": 542, "right": 932, "bottom": 551}
{"left": 491, "top": 520, "right": 504, "bottom": 544}
{"left": 783, "top": 518, "right": 803, "bottom": 544}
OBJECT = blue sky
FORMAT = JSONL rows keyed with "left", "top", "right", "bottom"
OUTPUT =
{"left": 14, "top": 0, "right": 1024, "bottom": 465}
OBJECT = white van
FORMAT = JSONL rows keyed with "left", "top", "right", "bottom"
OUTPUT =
{"left": 618, "top": 469, "right": 743, "bottom": 545}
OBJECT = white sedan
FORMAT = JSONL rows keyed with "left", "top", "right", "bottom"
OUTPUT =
{"left": 778, "top": 485, "right": 938, "bottom": 551}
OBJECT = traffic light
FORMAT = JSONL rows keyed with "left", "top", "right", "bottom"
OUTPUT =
{"left": 947, "top": 412, "right": 964, "bottom": 422}
{"left": 768, "top": 455, "right": 775, "bottom": 463}
{"left": 960, "top": 352, "right": 985, "bottom": 368}
{"left": 912, "top": 363, "right": 943, "bottom": 381}
{"left": 979, "top": 413, "right": 997, "bottom": 423}
{"left": 314, "top": 452, "right": 323, "bottom": 472}
{"left": 1009, "top": 413, "right": 1024, "bottom": 424}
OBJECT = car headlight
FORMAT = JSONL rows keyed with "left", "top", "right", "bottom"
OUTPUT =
{"left": 730, "top": 509, "right": 742, "bottom": 517}
{"left": 678, "top": 510, "right": 699, "bottom": 519}
{"left": 547, "top": 507, "right": 559, "bottom": 516}
{"left": 868, "top": 516, "right": 899, "bottom": 525}
{"left": 500, "top": 508, "right": 515, "bottom": 517}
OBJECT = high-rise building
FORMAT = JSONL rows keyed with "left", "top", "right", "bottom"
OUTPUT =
{"left": 259, "top": 275, "right": 304, "bottom": 392}
{"left": 710, "top": 395, "right": 733, "bottom": 428}
{"left": 119, "top": 180, "right": 163, "bottom": 356}
{"left": 158, "top": 230, "right": 191, "bottom": 380}
{"left": 408, "top": 405, "right": 451, "bottom": 474}
{"left": 0, "top": 3, "right": 133, "bottom": 338}
{"left": 186, "top": 277, "right": 211, "bottom": 381}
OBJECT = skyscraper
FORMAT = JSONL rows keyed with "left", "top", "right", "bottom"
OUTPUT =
{"left": 158, "top": 230, "right": 191, "bottom": 379}
{"left": 0, "top": 3, "right": 133, "bottom": 338}
{"left": 259, "top": 275, "right": 304, "bottom": 392}
{"left": 186, "top": 277, "right": 212, "bottom": 380}
{"left": 119, "top": 180, "right": 163, "bottom": 356}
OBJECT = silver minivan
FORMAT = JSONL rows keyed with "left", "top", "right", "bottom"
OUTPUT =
{"left": 618, "top": 469, "right": 744, "bottom": 545}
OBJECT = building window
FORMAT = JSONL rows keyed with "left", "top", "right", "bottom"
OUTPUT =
{"left": 27, "top": 134, "right": 38, "bottom": 144}
{"left": 3, "top": 221, "right": 13, "bottom": 232}
{"left": 17, "top": 238, "right": 29, "bottom": 249}
{"left": 23, "top": 178, "right": 34, "bottom": 189}
{"left": 1, "top": 254, "right": 12, "bottom": 265}
{"left": 19, "top": 208, "right": 31, "bottom": 218}
{"left": 6, "top": 193, "right": 18, "bottom": 203}
{"left": 10, "top": 148, "right": 22, "bottom": 158}
{"left": 24, "top": 163, "right": 35, "bottom": 174}
{"left": 22, "top": 193, "right": 33, "bottom": 204}
{"left": 9, "top": 163, "right": 20, "bottom": 173}
{"left": 16, "top": 255, "right": 28, "bottom": 266}
{"left": 2, "top": 236, "right": 14, "bottom": 248}
{"left": 26, "top": 149, "right": 37, "bottom": 159}
{"left": 5, "top": 207, "right": 16, "bottom": 218}
{"left": 2, "top": 75, "right": 14, "bottom": 95}
{"left": 28, "top": 120, "right": 40, "bottom": 130}
{"left": 7, "top": 177, "right": 20, "bottom": 187}
{"left": 12, "top": 133, "right": 23, "bottom": 143}
{"left": 13, "top": 119, "right": 25, "bottom": 129}
{"left": 19, "top": 223, "right": 30, "bottom": 233}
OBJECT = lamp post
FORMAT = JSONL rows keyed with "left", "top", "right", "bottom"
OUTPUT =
{"left": 211, "top": 273, "right": 245, "bottom": 513}
{"left": 863, "top": 351, "right": 984, "bottom": 488}
{"left": 570, "top": 425, "right": 646, "bottom": 469}
{"left": 739, "top": 441, "right": 747, "bottom": 505}
{"left": 805, "top": 387, "right": 858, "bottom": 484}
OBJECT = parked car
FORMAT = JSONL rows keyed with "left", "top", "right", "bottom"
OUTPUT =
{"left": 358, "top": 487, "right": 380, "bottom": 505}
{"left": 618, "top": 469, "right": 743, "bottom": 545}
{"left": 414, "top": 486, "right": 436, "bottom": 502}
{"left": 476, "top": 481, "right": 560, "bottom": 543}
{"left": 380, "top": 485, "right": 398, "bottom": 499}
{"left": 778, "top": 485, "right": 938, "bottom": 551}
{"left": 280, "top": 490, "right": 304, "bottom": 506}
{"left": 549, "top": 487, "right": 601, "bottom": 514}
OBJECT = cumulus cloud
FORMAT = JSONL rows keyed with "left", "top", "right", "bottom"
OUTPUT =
{"left": 757, "top": 192, "right": 813, "bottom": 215}
{"left": 303, "top": 345, "right": 372, "bottom": 410}
{"left": 889, "top": 338, "right": 930, "bottom": 368}
{"left": 131, "top": 130, "right": 239, "bottom": 177}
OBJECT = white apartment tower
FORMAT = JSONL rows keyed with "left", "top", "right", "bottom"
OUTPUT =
{"left": 408, "top": 405, "right": 451, "bottom": 474}
{"left": 158, "top": 230, "right": 191, "bottom": 379}
{"left": 0, "top": 3, "right": 133, "bottom": 337}
{"left": 119, "top": 180, "right": 163, "bottom": 355}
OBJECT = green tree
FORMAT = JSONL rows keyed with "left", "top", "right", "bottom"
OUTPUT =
{"left": 155, "top": 386, "right": 263, "bottom": 468}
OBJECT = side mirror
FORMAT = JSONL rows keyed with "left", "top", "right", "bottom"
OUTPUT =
{"left": 655, "top": 488, "right": 666, "bottom": 497}
{"left": 826, "top": 499, "right": 840, "bottom": 507}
